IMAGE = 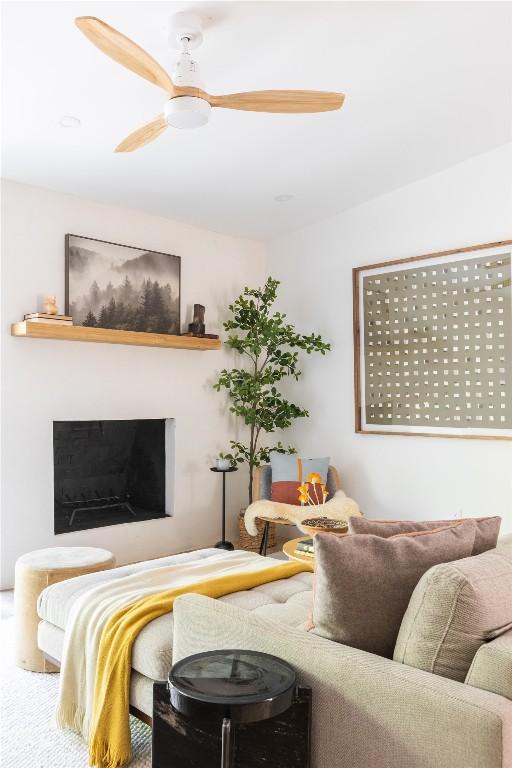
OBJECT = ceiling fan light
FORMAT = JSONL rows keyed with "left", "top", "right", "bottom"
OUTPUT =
{"left": 165, "top": 96, "right": 210, "bottom": 129}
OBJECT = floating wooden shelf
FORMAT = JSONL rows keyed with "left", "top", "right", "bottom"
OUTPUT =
{"left": 11, "top": 321, "right": 221, "bottom": 351}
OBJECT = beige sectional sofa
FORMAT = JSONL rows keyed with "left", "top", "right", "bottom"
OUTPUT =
{"left": 173, "top": 592, "right": 512, "bottom": 768}
{"left": 37, "top": 544, "right": 512, "bottom": 767}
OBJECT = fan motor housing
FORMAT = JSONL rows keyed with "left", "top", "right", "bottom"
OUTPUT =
{"left": 165, "top": 96, "right": 211, "bottom": 129}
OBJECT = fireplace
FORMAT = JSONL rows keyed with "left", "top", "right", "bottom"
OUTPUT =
{"left": 53, "top": 419, "right": 174, "bottom": 534}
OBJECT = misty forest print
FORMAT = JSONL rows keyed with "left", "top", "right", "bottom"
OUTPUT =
{"left": 66, "top": 235, "right": 181, "bottom": 334}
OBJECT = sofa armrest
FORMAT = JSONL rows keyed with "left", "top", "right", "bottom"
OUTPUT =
{"left": 173, "top": 594, "right": 512, "bottom": 768}
{"left": 466, "top": 629, "right": 512, "bottom": 700}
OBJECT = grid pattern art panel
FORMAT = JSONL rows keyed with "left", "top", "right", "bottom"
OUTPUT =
{"left": 363, "top": 251, "right": 512, "bottom": 429}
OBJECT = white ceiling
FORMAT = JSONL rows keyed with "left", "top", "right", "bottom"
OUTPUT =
{"left": 2, "top": 1, "right": 512, "bottom": 240}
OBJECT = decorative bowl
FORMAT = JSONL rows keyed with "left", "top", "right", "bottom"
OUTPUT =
{"left": 300, "top": 517, "right": 349, "bottom": 537}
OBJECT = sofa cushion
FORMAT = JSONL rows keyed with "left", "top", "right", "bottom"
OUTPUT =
{"left": 348, "top": 516, "right": 501, "bottom": 556}
{"left": 132, "top": 574, "right": 314, "bottom": 679}
{"left": 465, "top": 628, "right": 512, "bottom": 700}
{"left": 131, "top": 572, "right": 307, "bottom": 680}
{"left": 37, "top": 548, "right": 220, "bottom": 629}
{"left": 37, "top": 560, "right": 313, "bottom": 681}
{"left": 394, "top": 547, "right": 512, "bottom": 681}
{"left": 311, "top": 521, "right": 476, "bottom": 659}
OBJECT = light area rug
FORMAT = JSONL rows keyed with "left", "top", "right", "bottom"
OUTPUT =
{"left": 0, "top": 619, "right": 151, "bottom": 768}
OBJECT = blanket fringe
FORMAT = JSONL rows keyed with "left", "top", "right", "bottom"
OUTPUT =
{"left": 56, "top": 702, "right": 87, "bottom": 735}
{"left": 89, "top": 736, "right": 131, "bottom": 768}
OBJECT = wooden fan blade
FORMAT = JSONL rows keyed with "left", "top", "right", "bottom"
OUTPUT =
{"left": 75, "top": 17, "right": 175, "bottom": 95}
{"left": 205, "top": 90, "right": 345, "bottom": 113}
{"left": 114, "top": 115, "right": 167, "bottom": 153}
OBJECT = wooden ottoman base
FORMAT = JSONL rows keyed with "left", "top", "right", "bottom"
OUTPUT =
{"left": 15, "top": 547, "right": 115, "bottom": 672}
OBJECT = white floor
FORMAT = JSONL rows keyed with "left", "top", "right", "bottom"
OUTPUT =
{"left": 0, "top": 616, "right": 152, "bottom": 767}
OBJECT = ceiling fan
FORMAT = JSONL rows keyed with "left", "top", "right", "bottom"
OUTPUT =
{"left": 75, "top": 12, "right": 345, "bottom": 152}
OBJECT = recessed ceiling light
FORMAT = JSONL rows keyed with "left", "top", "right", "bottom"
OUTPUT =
{"left": 58, "top": 116, "right": 81, "bottom": 129}
{"left": 274, "top": 194, "right": 294, "bottom": 203}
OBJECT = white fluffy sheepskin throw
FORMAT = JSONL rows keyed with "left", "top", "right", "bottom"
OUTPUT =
{"left": 244, "top": 490, "right": 361, "bottom": 536}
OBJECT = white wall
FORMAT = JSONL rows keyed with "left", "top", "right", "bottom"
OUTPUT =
{"left": 0, "top": 180, "right": 266, "bottom": 588}
{"left": 2, "top": 144, "right": 510, "bottom": 587}
{"left": 268, "top": 144, "right": 512, "bottom": 532}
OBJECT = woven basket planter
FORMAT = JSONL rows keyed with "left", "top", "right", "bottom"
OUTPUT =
{"left": 238, "top": 509, "right": 276, "bottom": 552}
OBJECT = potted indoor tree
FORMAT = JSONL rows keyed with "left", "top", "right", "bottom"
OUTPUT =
{"left": 214, "top": 277, "right": 330, "bottom": 505}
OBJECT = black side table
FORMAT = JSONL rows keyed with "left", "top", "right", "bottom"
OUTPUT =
{"left": 210, "top": 467, "right": 237, "bottom": 550}
{"left": 153, "top": 649, "right": 311, "bottom": 768}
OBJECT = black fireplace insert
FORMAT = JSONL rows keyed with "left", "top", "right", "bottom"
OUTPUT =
{"left": 53, "top": 419, "right": 172, "bottom": 534}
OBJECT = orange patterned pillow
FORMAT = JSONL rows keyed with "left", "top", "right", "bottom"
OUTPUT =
{"left": 270, "top": 453, "right": 329, "bottom": 505}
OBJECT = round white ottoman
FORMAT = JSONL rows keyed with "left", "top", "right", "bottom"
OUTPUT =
{"left": 15, "top": 546, "right": 115, "bottom": 672}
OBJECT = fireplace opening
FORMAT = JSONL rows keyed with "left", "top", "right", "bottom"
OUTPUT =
{"left": 53, "top": 419, "right": 174, "bottom": 534}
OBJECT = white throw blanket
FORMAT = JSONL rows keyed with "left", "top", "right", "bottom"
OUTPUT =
{"left": 56, "top": 549, "right": 280, "bottom": 739}
{"left": 244, "top": 489, "right": 361, "bottom": 536}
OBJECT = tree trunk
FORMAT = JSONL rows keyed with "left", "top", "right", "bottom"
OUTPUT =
{"left": 248, "top": 463, "right": 253, "bottom": 506}
{"left": 248, "top": 419, "right": 256, "bottom": 506}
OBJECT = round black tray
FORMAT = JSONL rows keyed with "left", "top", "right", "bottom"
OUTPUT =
{"left": 169, "top": 649, "right": 296, "bottom": 724}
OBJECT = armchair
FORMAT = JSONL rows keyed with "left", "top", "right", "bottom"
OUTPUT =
{"left": 251, "top": 464, "right": 341, "bottom": 556}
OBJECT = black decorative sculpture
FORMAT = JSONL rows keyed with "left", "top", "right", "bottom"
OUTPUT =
{"left": 188, "top": 304, "right": 206, "bottom": 335}
{"left": 184, "top": 304, "right": 219, "bottom": 339}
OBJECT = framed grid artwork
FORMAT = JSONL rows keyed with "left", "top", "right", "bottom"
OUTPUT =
{"left": 353, "top": 240, "right": 512, "bottom": 439}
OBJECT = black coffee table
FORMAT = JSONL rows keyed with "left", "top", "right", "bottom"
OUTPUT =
{"left": 153, "top": 649, "right": 311, "bottom": 768}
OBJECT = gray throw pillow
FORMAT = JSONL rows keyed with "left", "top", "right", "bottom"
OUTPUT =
{"left": 311, "top": 521, "right": 476, "bottom": 659}
{"left": 394, "top": 546, "right": 512, "bottom": 681}
{"left": 348, "top": 516, "right": 501, "bottom": 556}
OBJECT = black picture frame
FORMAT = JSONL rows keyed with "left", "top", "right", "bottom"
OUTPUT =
{"left": 65, "top": 234, "right": 181, "bottom": 335}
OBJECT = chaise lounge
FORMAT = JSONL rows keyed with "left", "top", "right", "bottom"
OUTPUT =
{"left": 36, "top": 548, "right": 313, "bottom": 723}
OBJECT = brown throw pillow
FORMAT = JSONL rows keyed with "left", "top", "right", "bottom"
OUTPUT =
{"left": 311, "top": 521, "right": 477, "bottom": 658}
{"left": 348, "top": 516, "right": 501, "bottom": 556}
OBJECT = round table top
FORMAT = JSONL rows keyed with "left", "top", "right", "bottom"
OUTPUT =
{"left": 282, "top": 536, "right": 315, "bottom": 564}
{"left": 16, "top": 546, "right": 115, "bottom": 570}
{"left": 169, "top": 649, "right": 296, "bottom": 723}
{"left": 210, "top": 466, "right": 238, "bottom": 473}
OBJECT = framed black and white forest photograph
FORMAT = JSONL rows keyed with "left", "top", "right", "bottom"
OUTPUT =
{"left": 353, "top": 240, "right": 512, "bottom": 439}
{"left": 65, "top": 234, "right": 181, "bottom": 335}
